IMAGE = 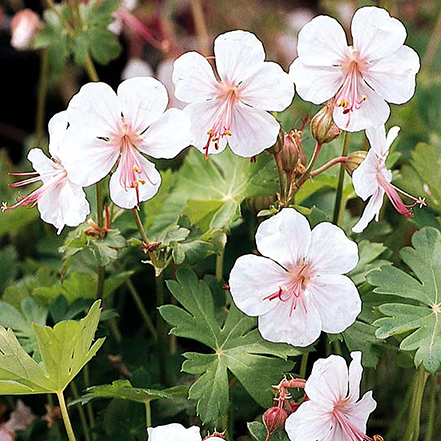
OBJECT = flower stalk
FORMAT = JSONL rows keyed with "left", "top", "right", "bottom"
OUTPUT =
{"left": 56, "top": 391, "right": 77, "bottom": 441}
{"left": 332, "top": 131, "right": 351, "bottom": 224}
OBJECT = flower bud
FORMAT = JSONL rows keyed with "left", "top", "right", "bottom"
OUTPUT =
{"left": 310, "top": 105, "right": 342, "bottom": 144}
{"left": 203, "top": 431, "right": 226, "bottom": 440}
{"left": 345, "top": 151, "right": 367, "bottom": 176}
{"left": 10, "top": 9, "right": 41, "bottom": 50}
{"left": 263, "top": 407, "right": 288, "bottom": 439}
{"left": 247, "top": 195, "right": 276, "bottom": 214}
{"left": 267, "top": 127, "right": 285, "bottom": 155}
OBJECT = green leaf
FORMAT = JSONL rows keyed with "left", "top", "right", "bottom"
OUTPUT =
{"left": 0, "top": 300, "right": 105, "bottom": 395}
{"left": 369, "top": 227, "right": 441, "bottom": 373}
{"left": 71, "top": 379, "right": 188, "bottom": 405}
{"left": 0, "top": 246, "right": 18, "bottom": 293}
{"left": 247, "top": 421, "right": 290, "bottom": 441}
{"left": 160, "top": 269, "right": 298, "bottom": 424}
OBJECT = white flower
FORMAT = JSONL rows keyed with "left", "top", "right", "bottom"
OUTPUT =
{"left": 228, "top": 208, "right": 360, "bottom": 347}
{"left": 285, "top": 352, "right": 380, "bottom": 441}
{"left": 290, "top": 6, "right": 420, "bottom": 132}
{"left": 61, "top": 77, "right": 192, "bottom": 209}
{"left": 148, "top": 424, "right": 202, "bottom": 441}
{"left": 352, "top": 125, "right": 426, "bottom": 233}
{"left": 1, "top": 112, "right": 90, "bottom": 234}
{"left": 172, "top": 30, "right": 294, "bottom": 158}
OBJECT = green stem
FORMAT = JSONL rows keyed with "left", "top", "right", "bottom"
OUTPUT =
{"left": 332, "top": 132, "right": 351, "bottom": 225}
{"left": 131, "top": 208, "right": 158, "bottom": 267}
{"left": 156, "top": 273, "right": 168, "bottom": 385}
{"left": 216, "top": 248, "right": 225, "bottom": 282}
{"left": 332, "top": 339, "right": 343, "bottom": 356}
{"left": 299, "top": 353, "right": 309, "bottom": 379}
{"left": 84, "top": 54, "right": 99, "bottom": 82}
{"left": 295, "top": 142, "right": 323, "bottom": 189}
{"left": 35, "top": 48, "right": 49, "bottom": 148}
{"left": 57, "top": 391, "right": 77, "bottom": 441}
{"left": 145, "top": 401, "right": 152, "bottom": 428}
{"left": 403, "top": 366, "right": 429, "bottom": 441}
{"left": 70, "top": 382, "right": 91, "bottom": 441}
{"left": 274, "top": 153, "right": 286, "bottom": 203}
{"left": 95, "top": 181, "right": 104, "bottom": 228}
{"left": 424, "top": 376, "right": 436, "bottom": 441}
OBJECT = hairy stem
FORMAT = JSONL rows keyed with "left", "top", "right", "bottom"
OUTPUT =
{"left": 35, "top": 48, "right": 49, "bottom": 148}
{"left": 296, "top": 142, "right": 323, "bottom": 189}
{"left": 190, "top": 0, "right": 210, "bottom": 56}
{"left": 299, "top": 352, "right": 309, "bottom": 379}
{"left": 57, "top": 391, "right": 77, "bottom": 441}
{"left": 274, "top": 153, "right": 286, "bottom": 204}
{"left": 332, "top": 132, "right": 351, "bottom": 224}
{"left": 145, "top": 401, "right": 152, "bottom": 428}
{"left": 310, "top": 157, "right": 347, "bottom": 178}
{"left": 131, "top": 208, "right": 158, "bottom": 267}
{"left": 216, "top": 248, "right": 225, "bottom": 282}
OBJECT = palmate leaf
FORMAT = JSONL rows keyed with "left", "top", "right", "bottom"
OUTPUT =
{"left": 369, "top": 227, "right": 441, "bottom": 373}
{"left": 0, "top": 300, "right": 105, "bottom": 395}
{"left": 160, "top": 269, "right": 298, "bottom": 425}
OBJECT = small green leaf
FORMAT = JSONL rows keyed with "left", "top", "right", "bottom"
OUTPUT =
{"left": 247, "top": 421, "right": 290, "bottom": 441}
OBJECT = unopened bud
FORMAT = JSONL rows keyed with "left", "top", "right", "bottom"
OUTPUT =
{"left": 310, "top": 105, "right": 342, "bottom": 144}
{"left": 345, "top": 151, "right": 367, "bottom": 176}
{"left": 267, "top": 127, "right": 285, "bottom": 155}
{"left": 203, "top": 431, "right": 226, "bottom": 440}
{"left": 11, "top": 9, "right": 41, "bottom": 50}
{"left": 247, "top": 195, "right": 276, "bottom": 213}
{"left": 264, "top": 407, "right": 288, "bottom": 439}
{"left": 280, "top": 130, "right": 306, "bottom": 177}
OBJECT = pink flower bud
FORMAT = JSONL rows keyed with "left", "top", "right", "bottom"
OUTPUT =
{"left": 10, "top": 9, "right": 41, "bottom": 50}
{"left": 263, "top": 406, "right": 288, "bottom": 440}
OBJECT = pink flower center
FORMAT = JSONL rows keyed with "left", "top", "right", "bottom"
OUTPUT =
{"left": 1, "top": 165, "right": 67, "bottom": 212}
{"left": 376, "top": 171, "right": 426, "bottom": 217}
{"left": 264, "top": 263, "right": 312, "bottom": 316}
{"left": 202, "top": 85, "right": 239, "bottom": 158}
{"left": 334, "top": 51, "right": 367, "bottom": 128}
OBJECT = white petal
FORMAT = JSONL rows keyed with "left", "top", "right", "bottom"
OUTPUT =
{"left": 109, "top": 153, "right": 161, "bottom": 209}
{"left": 172, "top": 52, "right": 219, "bottom": 103}
{"left": 333, "top": 80, "right": 390, "bottom": 132}
{"left": 305, "top": 354, "right": 348, "bottom": 406}
{"left": 352, "top": 7, "right": 407, "bottom": 62}
{"left": 61, "top": 130, "right": 120, "bottom": 187}
{"left": 157, "top": 59, "right": 186, "bottom": 109}
{"left": 307, "top": 274, "right": 361, "bottom": 333}
{"left": 228, "top": 102, "right": 280, "bottom": 157}
{"left": 308, "top": 223, "right": 358, "bottom": 274}
{"left": 352, "top": 188, "right": 385, "bottom": 233}
{"left": 67, "top": 82, "right": 121, "bottom": 137}
{"left": 258, "top": 299, "right": 322, "bottom": 347}
{"left": 117, "top": 77, "right": 168, "bottom": 134}
{"left": 121, "top": 58, "right": 154, "bottom": 80}
{"left": 352, "top": 148, "right": 381, "bottom": 200}
{"left": 214, "top": 30, "right": 265, "bottom": 84}
{"left": 296, "top": 15, "right": 349, "bottom": 66}
{"left": 365, "top": 125, "right": 388, "bottom": 157}
{"left": 229, "top": 254, "right": 288, "bottom": 317}
{"left": 57, "top": 181, "right": 90, "bottom": 231}
{"left": 239, "top": 61, "right": 294, "bottom": 111}
{"left": 344, "top": 390, "right": 377, "bottom": 433}
{"left": 386, "top": 126, "right": 401, "bottom": 150}
{"left": 147, "top": 424, "right": 202, "bottom": 441}
{"left": 183, "top": 101, "right": 228, "bottom": 155}
{"left": 140, "top": 108, "right": 191, "bottom": 158}
{"left": 348, "top": 352, "right": 363, "bottom": 402}
{"left": 48, "top": 111, "right": 68, "bottom": 158}
{"left": 255, "top": 208, "right": 311, "bottom": 269}
{"left": 27, "top": 149, "right": 59, "bottom": 177}
{"left": 290, "top": 58, "right": 343, "bottom": 105}
{"left": 285, "top": 401, "right": 334, "bottom": 441}
{"left": 363, "top": 46, "right": 420, "bottom": 104}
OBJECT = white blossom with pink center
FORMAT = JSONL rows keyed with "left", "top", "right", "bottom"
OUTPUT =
{"left": 352, "top": 125, "right": 426, "bottom": 233}
{"left": 147, "top": 423, "right": 224, "bottom": 441}
{"left": 228, "top": 208, "right": 360, "bottom": 347}
{"left": 285, "top": 352, "right": 381, "bottom": 441}
{"left": 172, "top": 30, "right": 294, "bottom": 158}
{"left": 61, "top": 77, "right": 192, "bottom": 209}
{"left": 1, "top": 111, "right": 90, "bottom": 234}
{"left": 290, "top": 7, "right": 420, "bottom": 132}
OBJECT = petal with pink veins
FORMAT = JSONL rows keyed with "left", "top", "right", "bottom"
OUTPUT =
{"left": 228, "top": 101, "right": 280, "bottom": 157}
{"left": 28, "top": 149, "right": 60, "bottom": 179}
{"left": 363, "top": 45, "right": 420, "bottom": 104}
{"left": 56, "top": 181, "right": 90, "bottom": 231}
{"left": 352, "top": 7, "right": 407, "bottom": 62}
{"left": 172, "top": 52, "right": 219, "bottom": 103}
{"left": 255, "top": 208, "right": 311, "bottom": 269}
{"left": 343, "top": 390, "right": 377, "bottom": 433}
{"left": 214, "top": 30, "right": 265, "bottom": 85}
{"left": 290, "top": 58, "right": 344, "bottom": 105}
{"left": 117, "top": 77, "right": 168, "bottom": 134}
{"left": 229, "top": 254, "right": 288, "bottom": 317}
{"left": 308, "top": 223, "right": 359, "bottom": 274}
{"left": 352, "top": 187, "right": 385, "bottom": 233}
{"left": 239, "top": 61, "right": 294, "bottom": 111}
{"left": 307, "top": 274, "right": 361, "bottom": 333}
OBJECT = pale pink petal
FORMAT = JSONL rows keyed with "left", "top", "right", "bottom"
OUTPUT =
{"left": 296, "top": 15, "right": 349, "bottom": 66}
{"left": 352, "top": 187, "right": 385, "bottom": 233}
{"left": 333, "top": 80, "right": 390, "bottom": 132}
{"left": 183, "top": 101, "right": 228, "bottom": 155}
{"left": 157, "top": 59, "right": 186, "bottom": 109}
{"left": 228, "top": 101, "right": 280, "bottom": 157}
{"left": 172, "top": 52, "right": 219, "bottom": 103}
{"left": 352, "top": 148, "right": 381, "bottom": 200}
{"left": 109, "top": 153, "right": 161, "bottom": 209}
{"left": 352, "top": 7, "right": 407, "bottom": 62}
{"left": 386, "top": 126, "right": 401, "bottom": 150}
{"left": 27, "top": 149, "right": 59, "bottom": 178}
{"left": 229, "top": 254, "right": 288, "bottom": 317}
{"left": 147, "top": 424, "right": 202, "bottom": 441}
{"left": 285, "top": 400, "right": 334, "bottom": 441}
{"left": 290, "top": 58, "right": 344, "bottom": 105}
{"left": 307, "top": 223, "right": 359, "bottom": 274}
{"left": 139, "top": 108, "right": 191, "bottom": 158}
{"left": 307, "top": 274, "right": 360, "bottom": 334}
{"left": 37, "top": 182, "right": 67, "bottom": 234}
{"left": 48, "top": 111, "right": 68, "bottom": 158}
{"left": 363, "top": 46, "right": 420, "bottom": 104}
{"left": 348, "top": 352, "right": 363, "bottom": 402}
{"left": 344, "top": 390, "right": 377, "bottom": 432}
{"left": 305, "top": 354, "right": 348, "bottom": 406}
{"left": 67, "top": 82, "right": 121, "bottom": 138}
{"left": 239, "top": 61, "right": 294, "bottom": 111}
{"left": 56, "top": 181, "right": 90, "bottom": 232}
{"left": 255, "top": 208, "right": 311, "bottom": 269}
{"left": 0, "top": 427, "right": 13, "bottom": 441}
{"left": 214, "top": 30, "right": 265, "bottom": 85}
{"left": 7, "top": 400, "right": 36, "bottom": 432}
{"left": 117, "top": 77, "right": 168, "bottom": 134}
{"left": 258, "top": 299, "right": 322, "bottom": 347}
{"left": 61, "top": 130, "right": 120, "bottom": 187}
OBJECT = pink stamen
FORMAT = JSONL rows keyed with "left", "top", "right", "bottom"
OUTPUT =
{"left": 333, "top": 408, "right": 383, "bottom": 441}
